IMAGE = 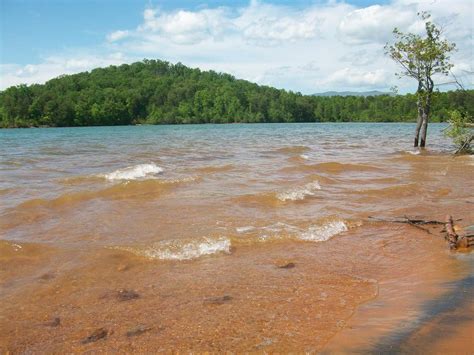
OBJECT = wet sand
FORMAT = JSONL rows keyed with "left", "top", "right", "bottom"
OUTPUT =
{"left": 1, "top": 223, "right": 472, "bottom": 352}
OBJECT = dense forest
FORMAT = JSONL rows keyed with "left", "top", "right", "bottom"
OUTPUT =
{"left": 1, "top": 59, "right": 473, "bottom": 128}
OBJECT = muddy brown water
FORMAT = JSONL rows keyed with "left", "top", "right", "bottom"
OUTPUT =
{"left": 0, "top": 124, "right": 473, "bottom": 352}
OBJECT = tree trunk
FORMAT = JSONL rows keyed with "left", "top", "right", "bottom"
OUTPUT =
{"left": 414, "top": 113, "right": 423, "bottom": 147}
{"left": 419, "top": 111, "right": 428, "bottom": 147}
{"left": 419, "top": 90, "right": 432, "bottom": 148}
{"left": 414, "top": 87, "right": 424, "bottom": 147}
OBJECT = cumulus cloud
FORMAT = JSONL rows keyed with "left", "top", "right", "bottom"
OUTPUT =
{"left": 1, "top": 0, "right": 472, "bottom": 93}
{"left": 235, "top": 1, "right": 324, "bottom": 45}
{"left": 338, "top": 4, "right": 418, "bottom": 44}
{"left": 324, "top": 67, "right": 390, "bottom": 88}
{"left": 137, "top": 7, "right": 231, "bottom": 44}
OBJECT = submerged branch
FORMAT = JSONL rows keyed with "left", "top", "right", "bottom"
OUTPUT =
{"left": 368, "top": 216, "right": 445, "bottom": 225}
{"left": 368, "top": 215, "right": 472, "bottom": 250}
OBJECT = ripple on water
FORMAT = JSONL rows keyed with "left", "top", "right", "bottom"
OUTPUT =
{"left": 274, "top": 145, "right": 311, "bottom": 155}
{"left": 101, "top": 163, "right": 163, "bottom": 181}
{"left": 114, "top": 219, "right": 351, "bottom": 261}
{"left": 280, "top": 161, "right": 381, "bottom": 175}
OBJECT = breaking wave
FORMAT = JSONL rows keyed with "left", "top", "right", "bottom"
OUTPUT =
{"left": 118, "top": 236, "right": 231, "bottom": 261}
{"left": 298, "top": 221, "right": 348, "bottom": 242}
{"left": 276, "top": 181, "right": 321, "bottom": 201}
{"left": 236, "top": 226, "right": 256, "bottom": 233}
{"left": 102, "top": 163, "right": 163, "bottom": 181}
{"left": 116, "top": 219, "right": 350, "bottom": 262}
{"left": 236, "top": 179, "right": 325, "bottom": 207}
{"left": 254, "top": 220, "right": 349, "bottom": 243}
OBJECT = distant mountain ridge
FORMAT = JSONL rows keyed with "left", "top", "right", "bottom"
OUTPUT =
{"left": 313, "top": 90, "right": 392, "bottom": 97}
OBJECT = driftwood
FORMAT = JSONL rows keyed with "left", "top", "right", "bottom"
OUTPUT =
{"left": 368, "top": 216, "right": 445, "bottom": 225}
{"left": 445, "top": 215, "right": 459, "bottom": 249}
{"left": 445, "top": 215, "right": 474, "bottom": 249}
{"left": 369, "top": 215, "right": 473, "bottom": 250}
{"left": 454, "top": 134, "right": 473, "bottom": 154}
{"left": 368, "top": 216, "right": 444, "bottom": 234}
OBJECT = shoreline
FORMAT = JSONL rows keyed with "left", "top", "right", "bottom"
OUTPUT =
{"left": 0, "top": 121, "right": 447, "bottom": 129}
{"left": 1, "top": 223, "right": 472, "bottom": 352}
{"left": 323, "top": 252, "right": 473, "bottom": 353}
{"left": 372, "top": 274, "right": 474, "bottom": 353}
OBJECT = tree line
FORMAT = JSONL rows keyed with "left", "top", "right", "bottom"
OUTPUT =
{"left": 0, "top": 59, "right": 472, "bottom": 128}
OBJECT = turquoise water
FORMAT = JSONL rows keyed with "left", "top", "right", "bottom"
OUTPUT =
{"left": 0, "top": 122, "right": 451, "bottom": 201}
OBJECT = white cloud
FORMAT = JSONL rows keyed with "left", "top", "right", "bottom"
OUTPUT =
{"left": 324, "top": 67, "right": 390, "bottom": 88}
{"left": 235, "top": 1, "right": 323, "bottom": 44}
{"left": 1, "top": 0, "right": 472, "bottom": 93}
{"left": 137, "top": 7, "right": 231, "bottom": 44}
{"left": 106, "top": 30, "right": 129, "bottom": 42}
{"left": 338, "top": 4, "right": 418, "bottom": 44}
{"left": 0, "top": 53, "right": 129, "bottom": 89}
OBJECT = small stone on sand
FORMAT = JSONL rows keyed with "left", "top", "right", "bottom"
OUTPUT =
{"left": 204, "top": 295, "right": 233, "bottom": 305}
{"left": 81, "top": 328, "right": 107, "bottom": 344}
{"left": 126, "top": 325, "right": 152, "bottom": 337}
{"left": 276, "top": 262, "right": 296, "bottom": 269}
{"left": 44, "top": 317, "right": 60, "bottom": 327}
{"left": 117, "top": 289, "right": 140, "bottom": 301}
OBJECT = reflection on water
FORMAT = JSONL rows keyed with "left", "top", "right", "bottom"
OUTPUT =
{"left": 0, "top": 123, "right": 473, "bottom": 352}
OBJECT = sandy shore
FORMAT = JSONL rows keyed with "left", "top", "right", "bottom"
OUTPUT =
{"left": 1, "top": 222, "right": 472, "bottom": 352}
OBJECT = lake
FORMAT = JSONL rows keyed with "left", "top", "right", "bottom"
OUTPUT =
{"left": 1, "top": 123, "right": 473, "bottom": 352}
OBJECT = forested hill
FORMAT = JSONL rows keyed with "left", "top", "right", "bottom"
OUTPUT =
{"left": 1, "top": 59, "right": 473, "bottom": 128}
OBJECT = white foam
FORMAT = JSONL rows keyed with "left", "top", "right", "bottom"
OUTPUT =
{"left": 405, "top": 150, "right": 420, "bottom": 155}
{"left": 276, "top": 181, "right": 321, "bottom": 201}
{"left": 236, "top": 226, "right": 256, "bottom": 233}
{"left": 12, "top": 243, "right": 23, "bottom": 251}
{"left": 262, "top": 222, "right": 299, "bottom": 233}
{"left": 142, "top": 237, "right": 231, "bottom": 261}
{"left": 300, "top": 154, "right": 309, "bottom": 160}
{"left": 103, "top": 163, "right": 163, "bottom": 181}
{"left": 298, "top": 221, "right": 348, "bottom": 242}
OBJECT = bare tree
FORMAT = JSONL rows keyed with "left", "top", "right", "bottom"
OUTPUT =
{"left": 385, "top": 12, "right": 456, "bottom": 147}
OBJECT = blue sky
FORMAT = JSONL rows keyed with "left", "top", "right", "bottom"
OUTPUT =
{"left": 1, "top": 0, "right": 472, "bottom": 93}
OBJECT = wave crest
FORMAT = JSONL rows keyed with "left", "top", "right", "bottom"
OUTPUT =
{"left": 254, "top": 220, "right": 348, "bottom": 243}
{"left": 115, "top": 220, "right": 350, "bottom": 262}
{"left": 103, "top": 163, "right": 163, "bottom": 181}
{"left": 120, "top": 236, "right": 231, "bottom": 261}
{"left": 276, "top": 181, "right": 321, "bottom": 201}
{"left": 298, "top": 221, "right": 348, "bottom": 242}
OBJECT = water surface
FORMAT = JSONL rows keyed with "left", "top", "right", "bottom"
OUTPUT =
{"left": 0, "top": 123, "right": 472, "bottom": 352}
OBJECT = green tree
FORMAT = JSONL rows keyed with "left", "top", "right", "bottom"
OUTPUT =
{"left": 386, "top": 12, "right": 456, "bottom": 147}
{"left": 444, "top": 110, "right": 473, "bottom": 154}
{"left": 0, "top": 59, "right": 472, "bottom": 128}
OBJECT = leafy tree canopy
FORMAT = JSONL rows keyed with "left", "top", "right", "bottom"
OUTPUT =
{"left": 0, "top": 59, "right": 472, "bottom": 128}
{"left": 385, "top": 12, "right": 457, "bottom": 147}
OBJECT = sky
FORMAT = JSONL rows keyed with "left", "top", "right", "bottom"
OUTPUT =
{"left": 0, "top": 0, "right": 472, "bottom": 93}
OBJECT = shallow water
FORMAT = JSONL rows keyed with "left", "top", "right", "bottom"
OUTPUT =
{"left": 0, "top": 123, "right": 473, "bottom": 352}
